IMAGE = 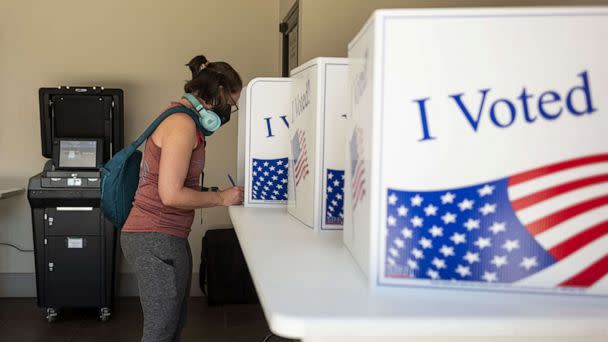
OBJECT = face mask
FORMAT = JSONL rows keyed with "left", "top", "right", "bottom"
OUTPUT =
{"left": 214, "top": 105, "right": 232, "bottom": 126}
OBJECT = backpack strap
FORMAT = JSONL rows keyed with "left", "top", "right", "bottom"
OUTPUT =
{"left": 124, "top": 105, "right": 202, "bottom": 154}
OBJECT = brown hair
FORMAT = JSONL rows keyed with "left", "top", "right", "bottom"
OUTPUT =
{"left": 184, "top": 55, "right": 242, "bottom": 107}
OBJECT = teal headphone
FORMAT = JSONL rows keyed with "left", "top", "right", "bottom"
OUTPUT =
{"left": 182, "top": 93, "right": 221, "bottom": 136}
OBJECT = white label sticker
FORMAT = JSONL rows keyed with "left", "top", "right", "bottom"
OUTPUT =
{"left": 67, "top": 178, "right": 82, "bottom": 186}
{"left": 67, "top": 237, "right": 83, "bottom": 248}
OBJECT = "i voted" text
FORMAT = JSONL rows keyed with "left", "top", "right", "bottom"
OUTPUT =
{"left": 413, "top": 70, "right": 597, "bottom": 141}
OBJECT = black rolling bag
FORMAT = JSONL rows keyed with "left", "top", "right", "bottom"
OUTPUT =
{"left": 199, "top": 228, "right": 259, "bottom": 305}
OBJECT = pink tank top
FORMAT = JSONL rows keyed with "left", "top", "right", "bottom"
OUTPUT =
{"left": 122, "top": 110, "right": 205, "bottom": 239}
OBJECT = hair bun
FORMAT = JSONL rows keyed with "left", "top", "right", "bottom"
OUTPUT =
{"left": 186, "top": 55, "right": 209, "bottom": 78}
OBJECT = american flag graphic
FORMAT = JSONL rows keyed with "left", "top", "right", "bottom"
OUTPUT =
{"left": 350, "top": 126, "right": 366, "bottom": 209}
{"left": 325, "top": 169, "right": 345, "bottom": 225}
{"left": 384, "top": 154, "right": 608, "bottom": 290}
{"left": 251, "top": 158, "right": 288, "bottom": 201}
{"left": 291, "top": 128, "right": 310, "bottom": 187}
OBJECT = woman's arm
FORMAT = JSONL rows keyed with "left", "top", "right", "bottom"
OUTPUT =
{"left": 156, "top": 114, "right": 243, "bottom": 210}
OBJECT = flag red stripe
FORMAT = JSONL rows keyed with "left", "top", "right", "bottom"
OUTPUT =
{"left": 526, "top": 194, "right": 608, "bottom": 235}
{"left": 353, "top": 184, "right": 361, "bottom": 201}
{"left": 355, "top": 182, "right": 366, "bottom": 202}
{"left": 298, "top": 165, "right": 309, "bottom": 180}
{"left": 296, "top": 155, "right": 306, "bottom": 172}
{"left": 509, "top": 154, "right": 608, "bottom": 186}
{"left": 512, "top": 174, "right": 608, "bottom": 211}
{"left": 549, "top": 220, "right": 608, "bottom": 260}
{"left": 295, "top": 156, "right": 308, "bottom": 178}
{"left": 293, "top": 129, "right": 308, "bottom": 186}
{"left": 296, "top": 169, "right": 309, "bottom": 186}
{"left": 353, "top": 174, "right": 363, "bottom": 189}
{"left": 355, "top": 180, "right": 365, "bottom": 200}
{"left": 353, "top": 164, "right": 364, "bottom": 189}
{"left": 295, "top": 159, "right": 309, "bottom": 184}
{"left": 354, "top": 185, "right": 364, "bottom": 200}
{"left": 294, "top": 147, "right": 307, "bottom": 173}
{"left": 559, "top": 254, "right": 608, "bottom": 288}
{"left": 353, "top": 188, "right": 365, "bottom": 209}
{"left": 352, "top": 165, "right": 365, "bottom": 200}
{"left": 295, "top": 168, "right": 308, "bottom": 185}
{"left": 295, "top": 158, "right": 305, "bottom": 176}
{"left": 352, "top": 127, "right": 366, "bottom": 207}
{"left": 353, "top": 185, "right": 362, "bottom": 201}
{"left": 353, "top": 179, "right": 365, "bottom": 201}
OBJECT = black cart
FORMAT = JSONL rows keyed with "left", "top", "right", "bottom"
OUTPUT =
{"left": 27, "top": 86, "right": 124, "bottom": 322}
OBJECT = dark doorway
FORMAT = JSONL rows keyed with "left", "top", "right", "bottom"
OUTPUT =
{"left": 280, "top": 1, "right": 299, "bottom": 77}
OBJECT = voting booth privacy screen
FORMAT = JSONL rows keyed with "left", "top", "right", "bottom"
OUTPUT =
{"left": 288, "top": 58, "right": 348, "bottom": 231}
{"left": 237, "top": 78, "right": 292, "bottom": 207}
{"left": 344, "top": 8, "right": 608, "bottom": 295}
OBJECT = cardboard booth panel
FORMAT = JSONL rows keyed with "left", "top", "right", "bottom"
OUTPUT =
{"left": 345, "top": 7, "right": 608, "bottom": 295}
{"left": 237, "top": 78, "right": 292, "bottom": 207}
{"left": 288, "top": 58, "right": 349, "bottom": 231}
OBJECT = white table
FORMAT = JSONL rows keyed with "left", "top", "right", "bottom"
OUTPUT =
{"left": 229, "top": 206, "right": 608, "bottom": 342}
{"left": 0, "top": 188, "right": 24, "bottom": 200}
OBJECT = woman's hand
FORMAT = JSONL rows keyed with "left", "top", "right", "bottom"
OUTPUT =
{"left": 218, "top": 186, "right": 244, "bottom": 206}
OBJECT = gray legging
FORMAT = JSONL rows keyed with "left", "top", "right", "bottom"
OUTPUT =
{"left": 121, "top": 232, "right": 192, "bottom": 342}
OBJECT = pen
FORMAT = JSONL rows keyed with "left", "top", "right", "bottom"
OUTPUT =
{"left": 227, "top": 174, "right": 236, "bottom": 186}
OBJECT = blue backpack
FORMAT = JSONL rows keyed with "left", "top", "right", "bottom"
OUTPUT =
{"left": 101, "top": 105, "right": 203, "bottom": 228}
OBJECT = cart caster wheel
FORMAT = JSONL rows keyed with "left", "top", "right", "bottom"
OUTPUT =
{"left": 46, "top": 308, "right": 58, "bottom": 323}
{"left": 99, "top": 307, "right": 111, "bottom": 322}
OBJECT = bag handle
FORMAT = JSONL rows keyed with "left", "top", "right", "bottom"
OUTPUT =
{"left": 200, "top": 234, "right": 208, "bottom": 296}
{"left": 125, "top": 105, "right": 202, "bottom": 154}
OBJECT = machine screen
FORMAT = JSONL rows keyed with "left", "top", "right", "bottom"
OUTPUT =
{"left": 59, "top": 140, "right": 98, "bottom": 168}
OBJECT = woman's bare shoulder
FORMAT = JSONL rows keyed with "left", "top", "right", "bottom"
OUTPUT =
{"left": 153, "top": 112, "right": 197, "bottom": 147}
{"left": 162, "top": 112, "right": 197, "bottom": 129}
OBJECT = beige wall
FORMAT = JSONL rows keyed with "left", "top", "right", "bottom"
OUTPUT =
{"left": 298, "top": 0, "right": 608, "bottom": 64}
{"left": 0, "top": 0, "right": 280, "bottom": 295}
